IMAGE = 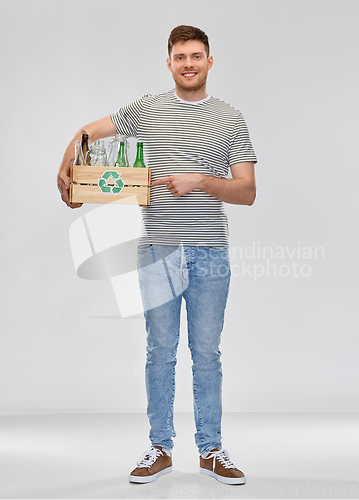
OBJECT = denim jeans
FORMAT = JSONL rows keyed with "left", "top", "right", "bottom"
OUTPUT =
{"left": 137, "top": 245, "right": 231, "bottom": 455}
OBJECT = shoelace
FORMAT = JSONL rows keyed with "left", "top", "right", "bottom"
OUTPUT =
{"left": 206, "top": 449, "right": 236, "bottom": 470}
{"left": 136, "top": 446, "right": 163, "bottom": 468}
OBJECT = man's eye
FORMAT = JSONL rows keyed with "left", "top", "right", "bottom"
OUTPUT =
{"left": 177, "top": 57, "right": 183, "bottom": 60}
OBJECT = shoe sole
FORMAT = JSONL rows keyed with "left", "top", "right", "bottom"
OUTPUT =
{"left": 200, "top": 467, "right": 246, "bottom": 485}
{"left": 129, "top": 466, "right": 172, "bottom": 483}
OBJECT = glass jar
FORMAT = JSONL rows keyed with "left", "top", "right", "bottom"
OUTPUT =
{"left": 85, "top": 140, "right": 108, "bottom": 166}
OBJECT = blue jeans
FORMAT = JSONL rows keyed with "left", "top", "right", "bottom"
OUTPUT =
{"left": 137, "top": 245, "right": 231, "bottom": 455}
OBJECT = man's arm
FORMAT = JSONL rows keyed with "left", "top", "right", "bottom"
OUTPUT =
{"left": 151, "top": 161, "right": 256, "bottom": 205}
{"left": 57, "top": 115, "right": 116, "bottom": 208}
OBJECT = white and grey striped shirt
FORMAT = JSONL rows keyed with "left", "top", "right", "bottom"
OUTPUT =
{"left": 111, "top": 89, "right": 257, "bottom": 247}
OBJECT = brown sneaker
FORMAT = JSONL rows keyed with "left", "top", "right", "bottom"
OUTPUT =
{"left": 200, "top": 448, "right": 246, "bottom": 485}
{"left": 129, "top": 446, "right": 172, "bottom": 483}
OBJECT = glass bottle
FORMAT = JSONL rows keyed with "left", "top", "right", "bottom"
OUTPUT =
{"left": 81, "top": 132, "right": 91, "bottom": 165}
{"left": 132, "top": 142, "right": 146, "bottom": 168}
{"left": 132, "top": 141, "right": 146, "bottom": 187}
{"left": 114, "top": 138, "right": 129, "bottom": 168}
{"left": 108, "top": 134, "right": 128, "bottom": 167}
{"left": 94, "top": 140, "right": 108, "bottom": 166}
{"left": 73, "top": 139, "right": 85, "bottom": 165}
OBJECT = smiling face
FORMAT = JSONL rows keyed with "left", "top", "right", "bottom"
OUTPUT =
{"left": 167, "top": 39, "right": 213, "bottom": 100}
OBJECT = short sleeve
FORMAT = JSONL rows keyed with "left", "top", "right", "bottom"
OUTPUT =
{"left": 228, "top": 113, "right": 257, "bottom": 165}
{"left": 111, "top": 95, "right": 150, "bottom": 138}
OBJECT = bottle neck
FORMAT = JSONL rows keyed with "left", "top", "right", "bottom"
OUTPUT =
{"left": 73, "top": 139, "right": 84, "bottom": 165}
{"left": 81, "top": 133, "right": 90, "bottom": 164}
{"left": 115, "top": 141, "right": 128, "bottom": 167}
{"left": 133, "top": 142, "right": 145, "bottom": 167}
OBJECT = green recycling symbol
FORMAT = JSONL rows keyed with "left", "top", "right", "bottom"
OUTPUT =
{"left": 98, "top": 170, "right": 124, "bottom": 195}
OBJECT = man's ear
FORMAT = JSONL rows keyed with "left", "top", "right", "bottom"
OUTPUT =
{"left": 208, "top": 55, "right": 214, "bottom": 70}
{"left": 167, "top": 57, "right": 172, "bottom": 72}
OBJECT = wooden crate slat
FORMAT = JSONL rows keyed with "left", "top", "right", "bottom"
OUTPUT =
{"left": 72, "top": 166, "right": 151, "bottom": 186}
{"left": 71, "top": 184, "right": 149, "bottom": 206}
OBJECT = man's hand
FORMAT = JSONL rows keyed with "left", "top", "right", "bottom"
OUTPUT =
{"left": 57, "top": 115, "right": 116, "bottom": 209}
{"left": 151, "top": 162, "right": 256, "bottom": 205}
{"left": 57, "top": 164, "right": 83, "bottom": 209}
{"left": 152, "top": 174, "right": 203, "bottom": 197}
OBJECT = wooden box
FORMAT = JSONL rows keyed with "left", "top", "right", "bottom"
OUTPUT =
{"left": 70, "top": 166, "right": 151, "bottom": 206}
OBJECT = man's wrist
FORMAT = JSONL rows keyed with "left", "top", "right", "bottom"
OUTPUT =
{"left": 198, "top": 174, "right": 209, "bottom": 191}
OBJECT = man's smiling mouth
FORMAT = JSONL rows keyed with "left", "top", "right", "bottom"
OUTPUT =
{"left": 182, "top": 72, "right": 197, "bottom": 78}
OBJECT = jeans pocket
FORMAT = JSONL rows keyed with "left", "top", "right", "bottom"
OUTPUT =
{"left": 208, "top": 247, "right": 229, "bottom": 253}
{"left": 206, "top": 247, "right": 229, "bottom": 259}
{"left": 138, "top": 244, "right": 153, "bottom": 251}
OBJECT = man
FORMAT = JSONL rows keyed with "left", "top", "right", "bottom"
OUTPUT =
{"left": 57, "top": 25, "right": 257, "bottom": 485}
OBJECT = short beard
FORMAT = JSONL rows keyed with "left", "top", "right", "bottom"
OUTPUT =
{"left": 175, "top": 77, "right": 207, "bottom": 94}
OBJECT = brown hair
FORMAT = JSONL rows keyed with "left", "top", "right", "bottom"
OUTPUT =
{"left": 168, "top": 25, "right": 210, "bottom": 58}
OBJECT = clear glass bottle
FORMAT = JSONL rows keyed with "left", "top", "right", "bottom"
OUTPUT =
{"left": 108, "top": 134, "right": 129, "bottom": 167}
{"left": 73, "top": 139, "right": 85, "bottom": 165}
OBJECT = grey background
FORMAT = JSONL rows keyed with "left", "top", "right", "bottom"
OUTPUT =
{"left": 0, "top": 0, "right": 358, "bottom": 412}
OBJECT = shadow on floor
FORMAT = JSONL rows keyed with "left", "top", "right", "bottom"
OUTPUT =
{"left": 8, "top": 471, "right": 359, "bottom": 499}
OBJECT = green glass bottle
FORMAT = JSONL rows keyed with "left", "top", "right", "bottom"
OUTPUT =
{"left": 133, "top": 142, "right": 146, "bottom": 168}
{"left": 132, "top": 142, "right": 146, "bottom": 187}
{"left": 114, "top": 141, "right": 129, "bottom": 168}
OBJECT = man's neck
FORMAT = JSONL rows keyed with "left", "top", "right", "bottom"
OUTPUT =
{"left": 174, "top": 85, "right": 208, "bottom": 102}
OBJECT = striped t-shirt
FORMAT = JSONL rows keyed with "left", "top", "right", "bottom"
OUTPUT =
{"left": 111, "top": 89, "right": 257, "bottom": 247}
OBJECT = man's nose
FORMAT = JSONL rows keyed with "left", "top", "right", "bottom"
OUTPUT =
{"left": 184, "top": 57, "right": 193, "bottom": 67}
